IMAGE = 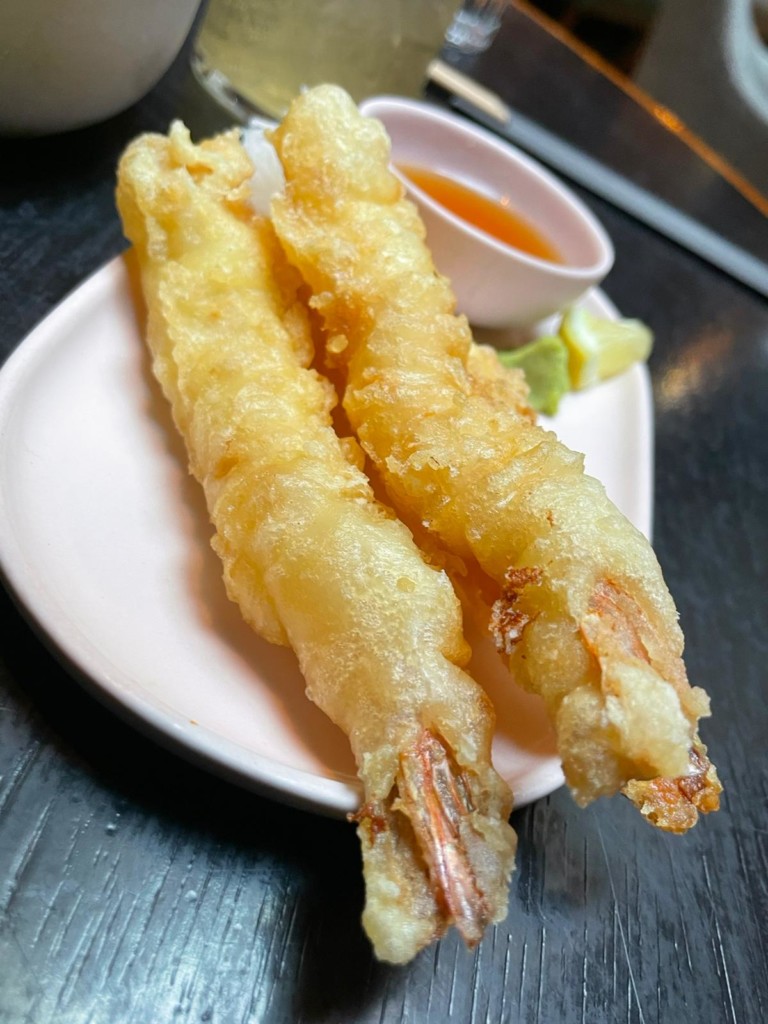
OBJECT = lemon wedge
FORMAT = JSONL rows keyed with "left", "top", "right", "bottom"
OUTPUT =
{"left": 560, "top": 308, "right": 653, "bottom": 390}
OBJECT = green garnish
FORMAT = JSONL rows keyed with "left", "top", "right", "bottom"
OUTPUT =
{"left": 498, "top": 335, "right": 570, "bottom": 416}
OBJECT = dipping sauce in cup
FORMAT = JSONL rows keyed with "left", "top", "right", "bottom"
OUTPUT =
{"left": 398, "top": 163, "right": 563, "bottom": 264}
{"left": 360, "top": 96, "right": 614, "bottom": 329}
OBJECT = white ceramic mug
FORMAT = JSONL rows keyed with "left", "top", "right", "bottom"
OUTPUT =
{"left": 0, "top": 0, "right": 202, "bottom": 135}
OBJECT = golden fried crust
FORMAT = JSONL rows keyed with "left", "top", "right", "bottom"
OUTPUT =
{"left": 270, "top": 85, "right": 719, "bottom": 824}
{"left": 117, "top": 119, "right": 516, "bottom": 962}
{"left": 623, "top": 743, "right": 722, "bottom": 833}
{"left": 490, "top": 566, "right": 544, "bottom": 656}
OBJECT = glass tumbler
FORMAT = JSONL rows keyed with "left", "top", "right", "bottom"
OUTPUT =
{"left": 191, "top": 0, "right": 463, "bottom": 121}
{"left": 444, "top": 0, "right": 507, "bottom": 54}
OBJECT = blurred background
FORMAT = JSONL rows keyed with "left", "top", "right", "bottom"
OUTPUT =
{"left": 526, "top": 0, "right": 768, "bottom": 75}
{"left": 526, "top": 0, "right": 662, "bottom": 73}
{"left": 521, "top": 0, "right": 768, "bottom": 197}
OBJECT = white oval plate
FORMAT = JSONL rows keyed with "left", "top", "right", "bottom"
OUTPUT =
{"left": 0, "top": 256, "right": 652, "bottom": 817}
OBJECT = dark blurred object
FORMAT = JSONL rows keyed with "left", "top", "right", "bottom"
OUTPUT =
{"left": 525, "top": 0, "right": 768, "bottom": 198}
{"left": 634, "top": 0, "right": 768, "bottom": 198}
{"left": 527, "top": 0, "right": 659, "bottom": 73}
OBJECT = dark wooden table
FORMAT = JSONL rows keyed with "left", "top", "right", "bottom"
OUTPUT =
{"left": 1, "top": 7, "right": 766, "bottom": 1023}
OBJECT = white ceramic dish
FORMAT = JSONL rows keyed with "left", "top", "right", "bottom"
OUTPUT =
{"left": 359, "top": 96, "right": 615, "bottom": 329}
{"left": 0, "top": 257, "right": 652, "bottom": 817}
{"left": 0, "top": 0, "right": 202, "bottom": 135}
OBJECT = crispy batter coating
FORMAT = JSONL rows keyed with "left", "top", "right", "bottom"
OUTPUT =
{"left": 622, "top": 743, "right": 721, "bottom": 833}
{"left": 116, "top": 122, "right": 516, "bottom": 962}
{"left": 270, "top": 86, "right": 720, "bottom": 825}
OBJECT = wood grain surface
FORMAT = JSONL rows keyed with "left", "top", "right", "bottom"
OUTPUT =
{"left": 1, "top": 8, "right": 766, "bottom": 1023}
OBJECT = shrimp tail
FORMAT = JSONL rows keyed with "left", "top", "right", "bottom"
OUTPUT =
{"left": 622, "top": 741, "right": 722, "bottom": 834}
{"left": 397, "top": 730, "right": 491, "bottom": 946}
{"left": 353, "top": 728, "right": 515, "bottom": 962}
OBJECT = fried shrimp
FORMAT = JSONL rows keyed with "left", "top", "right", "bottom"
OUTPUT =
{"left": 269, "top": 85, "right": 721, "bottom": 827}
{"left": 116, "top": 122, "right": 516, "bottom": 962}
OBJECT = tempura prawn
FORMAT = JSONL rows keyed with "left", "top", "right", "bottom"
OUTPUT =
{"left": 116, "top": 122, "right": 516, "bottom": 963}
{"left": 269, "top": 86, "right": 721, "bottom": 831}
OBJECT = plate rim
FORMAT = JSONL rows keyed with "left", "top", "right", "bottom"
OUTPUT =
{"left": 0, "top": 255, "right": 653, "bottom": 818}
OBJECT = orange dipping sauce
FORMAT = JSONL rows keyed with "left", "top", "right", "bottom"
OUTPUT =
{"left": 398, "top": 164, "right": 562, "bottom": 264}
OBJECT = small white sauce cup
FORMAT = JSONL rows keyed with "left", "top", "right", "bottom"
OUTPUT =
{"left": 359, "top": 96, "right": 614, "bottom": 329}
